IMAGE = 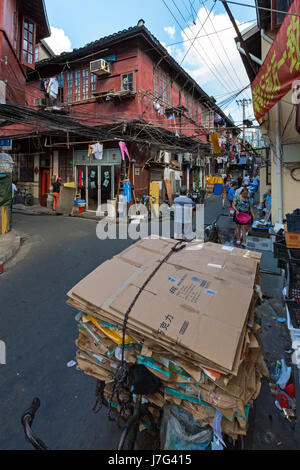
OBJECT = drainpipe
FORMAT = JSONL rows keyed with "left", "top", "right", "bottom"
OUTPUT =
{"left": 275, "top": 102, "right": 283, "bottom": 224}
{"left": 261, "top": 29, "right": 274, "bottom": 44}
{"left": 236, "top": 42, "right": 263, "bottom": 66}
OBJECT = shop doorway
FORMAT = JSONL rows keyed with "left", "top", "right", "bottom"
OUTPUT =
{"left": 76, "top": 164, "right": 117, "bottom": 212}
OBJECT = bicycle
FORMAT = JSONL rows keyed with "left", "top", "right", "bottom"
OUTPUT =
{"left": 15, "top": 187, "right": 34, "bottom": 206}
{"left": 204, "top": 213, "right": 235, "bottom": 245}
{"left": 21, "top": 365, "right": 161, "bottom": 451}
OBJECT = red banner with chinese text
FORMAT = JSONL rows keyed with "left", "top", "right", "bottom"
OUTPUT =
{"left": 251, "top": 0, "right": 300, "bottom": 121}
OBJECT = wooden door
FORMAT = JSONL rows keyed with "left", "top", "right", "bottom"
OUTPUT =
{"left": 40, "top": 169, "right": 50, "bottom": 207}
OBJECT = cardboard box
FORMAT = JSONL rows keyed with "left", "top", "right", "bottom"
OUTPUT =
{"left": 68, "top": 238, "right": 258, "bottom": 374}
{"left": 285, "top": 231, "right": 300, "bottom": 249}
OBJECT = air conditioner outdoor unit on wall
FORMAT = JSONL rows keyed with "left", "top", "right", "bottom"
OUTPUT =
{"left": 90, "top": 59, "right": 111, "bottom": 76}
{"left": 34, "top": 98, "right": 46, "bottom": 107}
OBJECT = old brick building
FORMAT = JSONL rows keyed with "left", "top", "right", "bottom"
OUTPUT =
{"left": 1, "top": 17, "right": 238, "bottom": 210}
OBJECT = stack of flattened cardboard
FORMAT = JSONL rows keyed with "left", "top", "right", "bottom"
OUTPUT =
{"left": 67, "top": 238, "right": 268, "bottom": 440}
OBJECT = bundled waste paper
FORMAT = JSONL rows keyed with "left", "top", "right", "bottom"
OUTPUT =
{"left": 67, "top": 238, "right": 268, "bottom": 447}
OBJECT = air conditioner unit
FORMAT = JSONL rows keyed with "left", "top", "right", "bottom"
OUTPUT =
{"left": 34, "top": 98, "right": 46, "bottom": 107}
{"left": 90, "top": 59, "right": 111, "bottom": 76}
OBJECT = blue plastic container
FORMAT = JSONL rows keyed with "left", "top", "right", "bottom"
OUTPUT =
{"left": 213, "top": 183, "right": 223, "bottom": 196}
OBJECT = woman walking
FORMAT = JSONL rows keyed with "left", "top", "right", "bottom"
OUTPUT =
{"left": 222, "top": 176, "right": 228, "bottom": 209}
{"left": 232, "top": 187, "right": 255, "bottom": 247}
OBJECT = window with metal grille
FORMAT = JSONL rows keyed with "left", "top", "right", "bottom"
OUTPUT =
{"left": 153, "top": 68, "right": 172, "bottom": 105}
{"left": 121, "top": 73, "right": 134, "bottom": 91}
{"left": 74, "top": 71, "right": 81, "bottom": 102}
{"left": 19, "top": 155, "right": 34, "bottom": 182}
{"left": 22, "top": 19, "right": 35, "bottom": 66}
{"left": 82, "top": 69, "right": 89, "bottom": 100}
{"left": 91, "top": 73, "right": 97, "bottom": 96}
{"left": 67, "top": 72, "right": 73, "bottom": 103}
{"left": 57, "top": 73, "right": 64, "bottom": 104}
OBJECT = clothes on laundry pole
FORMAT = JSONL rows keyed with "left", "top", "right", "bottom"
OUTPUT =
{"left": 119, "top": 141, "right": 130, "bottom": 161}
{"left": 123, "top": 181, "right": 132, "bottom": 203}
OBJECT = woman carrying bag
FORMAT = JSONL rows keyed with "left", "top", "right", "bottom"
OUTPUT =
{"left": 232, "top": 187, "right": 255, "bottom": 247}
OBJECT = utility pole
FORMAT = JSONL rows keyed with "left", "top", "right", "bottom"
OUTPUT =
{"left": 236, "top": 99, "right": 252, "bottom": 146}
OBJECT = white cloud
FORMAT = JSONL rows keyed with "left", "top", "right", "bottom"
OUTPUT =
{"left": 166, "top": 8, "right": 254, "bottom": 122}
{"left": 164, "top": 26, "right": 176, "bottom": 40}
{"left": 44, "top": 26, "right": 72, "bottom": 55}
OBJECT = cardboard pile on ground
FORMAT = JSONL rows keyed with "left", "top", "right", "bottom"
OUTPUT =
{"left": 67, "top": 238, "right": 267, "bottom": 440}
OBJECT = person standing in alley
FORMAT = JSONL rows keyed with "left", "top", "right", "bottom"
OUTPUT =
{"left": 232, "top": 187, "right": 255, "bottom": 247}
{"left": 243, "top": 173, "right": 250, "bottom": 185}
{"left": 237, "top": 174, "right": 243, "bottom": 189}
{"left": 222, "top": 176, "right": 228, "bottom": 209}
{"left": 173, "top": 186, "right": 195, "bottom": 240}
{"left": 52, "top": 177, "right": 62, "bottom": 211}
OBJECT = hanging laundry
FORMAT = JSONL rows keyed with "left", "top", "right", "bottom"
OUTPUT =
{"left": 78, "top": 169, "right": 83, "bottom": 188}
{"left": 119, "top": 141, "right": 130, "bottom": 161}
{"left": 225, "top": 141, "right": 230, "bottom": 151}
{"left": 88, "top": 142, "right": 103, "bottom": 160}
{"left": 209, "top": 132, "right": 221, "bottom": 154}
{"left": 165, "top": 111, "right": 175, "bottom": 120}
{"left": 123, "top": 181, "right": 132, "bottom": 203}
{"left": 47, "top": 77, "right": 58, "bottom": 99}
{"left": 93, "top": 142, "right": 103, "bottom": 160}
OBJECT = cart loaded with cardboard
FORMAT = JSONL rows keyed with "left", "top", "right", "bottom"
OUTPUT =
{"left": 66, "top": 238, "right": 267, "bottom": 450}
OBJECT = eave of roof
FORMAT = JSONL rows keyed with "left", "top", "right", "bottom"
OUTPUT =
{"left": 33, "top": 24, "right": 238, "bottom": 129}
{"left": 22, "top": 0, "right": 51, "bottom": 40}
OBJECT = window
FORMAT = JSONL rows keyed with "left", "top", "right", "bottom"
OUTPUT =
{"left": 154, "top": 68, "right": 159, "bottom": 95}
{"left": 67, "top": 72, "right": 73, "bottom": 103}
{"left": 271, "top": 0, "right": 293, "bottom": 29}
{"left": 91, "top": 73, "right": 97, "bottom": 96}
{"left": 19, "top": 156, "right": 34, "bottom": 182}
{"left": 22, "top": 19, "right": 35, "bottom": 66}
{"left": 82, "top": 69, "right": 89, "bottom": 100}
{"left": 59, "top": 154, "right": 74, "bottom": 182}
{"left": 74, "top": 71, "right": 81, "bottom": 102}
{"left": 121, "top": 73, "right": 134, "bottom": 91}
{"left": 153, "top": 68, "right": 172, "bottom": 105}
{"left": 57, "top": 74, "right": 64, "bottom": 104}
{"left": 35, "top": 46, "right": 39, "bottom": 63}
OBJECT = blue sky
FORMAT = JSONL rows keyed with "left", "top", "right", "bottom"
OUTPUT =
{"left": 44, "top": 0, "right": 257, "bottom": 123}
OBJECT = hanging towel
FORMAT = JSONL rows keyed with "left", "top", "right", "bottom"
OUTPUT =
{"left": 209, "top": 132, "right": 221, "bottom": 154}
{"left": 119, "top": 141, "right": 130, "bottom": 161}
{"left": 92, "top": 142, "right": 103, "bottom": 160}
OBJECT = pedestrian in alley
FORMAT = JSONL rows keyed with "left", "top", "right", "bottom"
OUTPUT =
{"left": 236, "top": 182, "right": 247, "bottom": 196}
{"left": 237, "top": 174, "right": 243, "bottom": 188}
{"left": 232, "top": 187, "right": 255, "bottom": 247}
{"left": 222, "top": 176, "right": 228, "bottom": 209}
{"left": 173, "top": 186, "right": 195, "bottom": 241}
{"left": 228, "top": 182, "right": 238, "bottom": 208}
{"left": 243, "top": 173, "right": 250, "bottom": 185}
{"left": 52, "top": 177, "right": 62, "bottom": 212}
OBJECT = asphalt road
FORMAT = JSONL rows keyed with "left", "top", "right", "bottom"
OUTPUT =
{"left": 2, "top": 195, "right": 298, "bottom": 450}
{"left": 0, "top": 195, "right": 245, "bottom": 450}
{"left": 0, "top": 214, "right": 135, "bottom": 450}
